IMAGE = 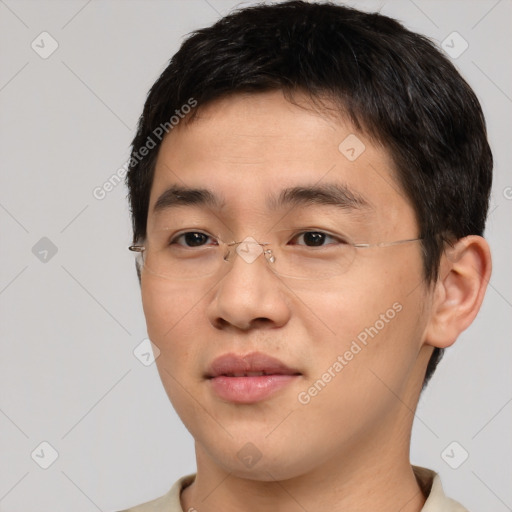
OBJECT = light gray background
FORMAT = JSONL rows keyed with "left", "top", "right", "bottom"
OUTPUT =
{"left": 0, "top": 0, "right": 510, "bottom": 511}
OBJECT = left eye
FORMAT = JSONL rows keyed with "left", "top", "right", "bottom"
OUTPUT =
{"left": 289, "top": 231, "right": 342, "bottom": 247}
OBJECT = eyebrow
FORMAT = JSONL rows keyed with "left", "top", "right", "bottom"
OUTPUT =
{"left": 153, "top": 185, "right": 224, "bottom": 213}
{"left": 152, "top": 183, "right": 372, "bottom": 214}
{"left": 269, "top": 183, "right": 372, "bottom": 212}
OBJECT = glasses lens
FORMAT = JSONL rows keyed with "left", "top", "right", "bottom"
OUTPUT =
{"left": 141, "top": 241, "right": 224, "bottom": 280}
{"left": 269, "top": 233, "right": 356, "bottom": 279}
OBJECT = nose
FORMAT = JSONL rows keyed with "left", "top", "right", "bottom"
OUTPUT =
{"left": 206, "top": 238, "right": 291, "bottom": 331}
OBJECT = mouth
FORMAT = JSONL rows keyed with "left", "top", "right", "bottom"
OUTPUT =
{"left": 213, "top": 371, "right": 288, "bottom": 377}
{"left": 205, "top": 352, "right": 302, "bottom": 403}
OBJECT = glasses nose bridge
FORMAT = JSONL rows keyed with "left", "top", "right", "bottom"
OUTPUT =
{"left": 223, "top": 238, "right": 274, "bottom": 267}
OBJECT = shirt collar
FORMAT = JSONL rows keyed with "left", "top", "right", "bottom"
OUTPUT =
{"left": 413, "top": 466, "right": 469, "bottom": 511}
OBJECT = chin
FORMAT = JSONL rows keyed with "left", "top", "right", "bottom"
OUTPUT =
{"left": 218, "top": 455, "right": 304, "bottom": 481}
{"left": 199, "top": 436, "right": 316, "bottom": 482}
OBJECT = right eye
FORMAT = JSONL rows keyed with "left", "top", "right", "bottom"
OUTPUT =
{"left": 169, "top": 231, "right": 218, "bottom": 248}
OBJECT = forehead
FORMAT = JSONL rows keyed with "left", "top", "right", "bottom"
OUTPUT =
{"left": 149, "top": 91, "right": 416, "bottom": 233}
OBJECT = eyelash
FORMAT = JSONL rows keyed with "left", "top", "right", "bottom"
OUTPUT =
{"left": 168, "top": 230, "right": 347, "bottom": 248}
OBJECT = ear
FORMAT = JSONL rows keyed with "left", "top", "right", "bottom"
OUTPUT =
{"left": 423, "top": 235, "right": 492, "bottom": 349}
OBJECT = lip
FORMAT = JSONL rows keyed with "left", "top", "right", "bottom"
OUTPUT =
{"left": 205, "top": 352, "right": 301, "bottom": 403}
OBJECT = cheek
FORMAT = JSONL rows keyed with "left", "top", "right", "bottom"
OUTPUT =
{"left": 297, "top": 273, "right": 402, "bottom": 347}
{"left": 302, "top": 258, "right": 426, "bottom": 388}
{"left": 142, "top": 277, "right": 197, "bottom": 338}
{"left": 141, "top": 277, "right": 206, "bottom": 373}
{"left": 141, "top": 279, "right": 208, "bottom": 422}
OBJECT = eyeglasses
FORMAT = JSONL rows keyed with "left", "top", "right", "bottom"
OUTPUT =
{"left": 128, "top": 228, "right": 423, "bottom": 281}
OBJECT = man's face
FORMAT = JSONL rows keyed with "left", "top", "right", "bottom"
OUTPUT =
{"left": 141, "top": 90, "right": 434, "bottom": 479}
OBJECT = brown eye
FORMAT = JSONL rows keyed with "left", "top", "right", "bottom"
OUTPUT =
{"left": 170, "top": 232, "right": 216, "bottom": 247}
{"left": 290, "top": 231, "right": 341, "bottom": 247}
{"left": 303, "top": 232, "right": 326, "bottom": 246}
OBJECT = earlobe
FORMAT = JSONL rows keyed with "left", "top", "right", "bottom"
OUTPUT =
{"left": 423, "top": 235, "right": 492, "bottom": 349}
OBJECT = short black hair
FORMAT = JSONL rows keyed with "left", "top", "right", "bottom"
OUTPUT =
{"left": 126, "top": 0, "right": 493, "bottom": 389}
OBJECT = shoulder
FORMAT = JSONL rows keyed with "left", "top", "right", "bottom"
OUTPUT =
{"left": 114, "top": 474, "right": 196, "bottom": 512}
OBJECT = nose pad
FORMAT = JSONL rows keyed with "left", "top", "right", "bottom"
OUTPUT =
{"left": 264, "top": 248, "right": 275, "bottom": 264}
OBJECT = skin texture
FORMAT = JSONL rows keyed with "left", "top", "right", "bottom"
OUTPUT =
{"left": 139, "top": 90, "right": 491, "bottom": 512}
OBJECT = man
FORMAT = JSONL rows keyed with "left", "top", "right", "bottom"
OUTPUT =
{"left": 120, "top": 1, "right": 492, "bottom": 510}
